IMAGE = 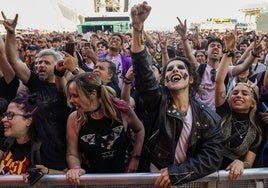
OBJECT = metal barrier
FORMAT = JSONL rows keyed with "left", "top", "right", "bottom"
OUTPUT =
{"left": 0, "top": 168, "right": 267, "bottom": 188}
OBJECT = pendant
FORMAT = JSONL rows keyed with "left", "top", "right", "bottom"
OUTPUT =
{"left": 240, "top": 135, "right": 243, "bottom": 139}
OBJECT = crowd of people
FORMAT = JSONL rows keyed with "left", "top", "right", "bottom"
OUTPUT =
{"left": 0, "top": 1, "right": 268, "bottom": 187}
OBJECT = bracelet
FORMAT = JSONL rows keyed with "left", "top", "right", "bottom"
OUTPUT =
{"left": 122, "top": 75, "right": 131, "bottom": 82}
{"left": 72, "top": 67, "right": 80, "bottom": 75}
{"left": 123, "top": 80, "right": 131, "bottom": 85}
{"left": 54, "top": 66, "right": 65, "bottom": 77}
{"left": 251, "top": 51, "right": 260, "bottom": 58}
{"left": 243, "top": 162, "right": 251, "bottom": 168}
{"left": 132, "top": 24, "right": 143, "bottom": 32}
{"left": 223, "top": 49, "right": 234, "bottom": 57}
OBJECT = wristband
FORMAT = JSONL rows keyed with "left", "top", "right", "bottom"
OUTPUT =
{"left": 122, "top": 75, "right": 131, "bottom": 82}
{"left": 123, "top": 81, "right": 131, "bottom": 85}
{"left": 223, "top": 49, "right": 234, "bottom": 57}
{"left": 72, "top": 67, "right": 80, "bottom": 75}
{"left": 251, "top": 51, "right": 260, "bottom": 58}
{"left": 54, "top": 66, "right": 65, "bottom": 77}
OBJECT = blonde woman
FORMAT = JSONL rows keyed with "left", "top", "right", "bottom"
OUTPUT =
{"left": 65, "top": 72, "right": 144, "bottom": 184}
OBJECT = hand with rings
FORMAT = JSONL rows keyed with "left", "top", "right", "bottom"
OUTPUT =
{"left": 66, "top": 168, "right": 85, "bottom": 185}
{"left": 226, "top": 159, "right": 244, "bottom": 180}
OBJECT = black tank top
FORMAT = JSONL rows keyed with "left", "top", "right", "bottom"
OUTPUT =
{"left": 79, "top": 115, "right": 128, "bottom": 173}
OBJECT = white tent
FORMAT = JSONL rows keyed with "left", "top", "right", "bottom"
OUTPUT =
{"left": 0, "top": 0, "right": 87, "bottom": 32}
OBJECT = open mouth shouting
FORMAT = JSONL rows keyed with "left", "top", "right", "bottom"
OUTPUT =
{"left": 166, "top": 73, "right": 188, "bottom": 83}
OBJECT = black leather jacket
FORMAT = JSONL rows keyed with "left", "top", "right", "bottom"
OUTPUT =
{"left": 132, "top": 49, "right": 224, "bottom": 185}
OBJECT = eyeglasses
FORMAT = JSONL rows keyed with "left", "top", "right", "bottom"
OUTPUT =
{"left": 210, "top": 69, "right": 216, "bottom": 82}
{"left": 1, "top": 112, "right": 26, "bottom": 120}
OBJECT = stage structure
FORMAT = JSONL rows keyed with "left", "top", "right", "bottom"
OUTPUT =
{"left": 77, "top": 0, "right": 130, "bottom": 33}
{"left": 240, "top": 2, "right": 268, "bottom": 33}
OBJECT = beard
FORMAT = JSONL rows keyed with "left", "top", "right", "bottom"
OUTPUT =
{"left": 38, "top": 74, "right": 48, "bottom": 81}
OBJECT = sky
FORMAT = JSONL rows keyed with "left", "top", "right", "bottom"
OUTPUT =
{"left": 0, "top": 0, "right": 266, "bottom": 31}
{"left": 134, "top": 0, "right": 266, "bottom": 30}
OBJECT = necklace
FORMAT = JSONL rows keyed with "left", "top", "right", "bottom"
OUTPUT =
{"left": 233, "top": 125, "right": 246, "bottom": 139}
{"left": 232, "top": 119, "right": 249, "bottom": 139}
{"left": 88, "top": 104, "right": 101, "bottom": 115}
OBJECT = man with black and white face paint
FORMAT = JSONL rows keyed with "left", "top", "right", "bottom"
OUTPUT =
{"left": 130, "top": 1, "right": 224, "bottom": 187}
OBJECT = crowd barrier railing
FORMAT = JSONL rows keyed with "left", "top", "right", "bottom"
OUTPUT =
{"left": 0, "top": 168, "right": 267, "bottom": 188}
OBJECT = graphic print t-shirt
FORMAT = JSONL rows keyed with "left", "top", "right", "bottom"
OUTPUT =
{"left": 79, "top": 116, "right": 128, "bottom": 173}
{"left": 0, "top": 140, "right": 31, "bottom": 174}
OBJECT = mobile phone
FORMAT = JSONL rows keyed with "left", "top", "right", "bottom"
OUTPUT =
{"left": 26, "top": 167, "right": 44, "bottom": 186}
{"left": 64, "top": 42, "right": 76, "bottom": 56}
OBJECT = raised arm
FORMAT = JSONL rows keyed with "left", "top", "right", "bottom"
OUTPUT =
{"left": 215, "top": 30, "right": 236, "bottom": 107}
{"left": 143, "top": 30, "right": 156, "bottom": 51}
{"left": 232, "top": 36, "right": 265, "bottom": 76}
{"left": 174, "top": 17, "right": 197, "bottom": 67}
{"left": 131, "top": 2, "right": 151, "bottom": 53}
{"left": 2, "top": 12, "right": 31, "bottom": 84}
{"left": 0, "top": 36, "right": 15, "bottom": 83}
{"left": 120, "top": 65, "right": 136, "bottom": 107}
{"left": 157, "top": 32, "right": 169, "bottom": 66}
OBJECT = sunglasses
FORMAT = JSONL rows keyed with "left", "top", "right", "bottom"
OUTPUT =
{"left": 210, "top": 69, "right": 216, "bottom": 82}
{"left": 1, "top": 112, "right": 26, "bottom": 120}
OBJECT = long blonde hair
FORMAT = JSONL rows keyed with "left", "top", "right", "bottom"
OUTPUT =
{"left": 224, "top": 82, "right": 262, "bottom": 135}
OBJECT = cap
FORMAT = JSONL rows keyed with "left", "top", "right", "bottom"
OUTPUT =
{"left": 27, "top": 45, "right": 40, "bottom": 51}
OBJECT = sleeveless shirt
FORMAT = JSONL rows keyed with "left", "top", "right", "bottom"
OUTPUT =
{"left": 78, "top": 115, "right": 128, "bottom": 173}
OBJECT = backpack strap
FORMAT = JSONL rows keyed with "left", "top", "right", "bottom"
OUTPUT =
{"left": 198, "top": 63, "right": 229, "bottom": 86}
{"left": 197, "top": 63, "right": 207, "bottom": 79}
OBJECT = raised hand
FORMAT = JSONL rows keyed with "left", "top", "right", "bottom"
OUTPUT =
{"left": 158, "top": 32, "right": 168, "bottom": 52}
{"left": 130, "top": 1, "right": 151, "bottom": 31}
{"left": 1, "top": 11, "right": 18, "bottom": 34}
{"left": 61, "top": 51, "right": 78, "bottom": 72}
{"left": 252, "top": 34, "right": 265, "bottom": 56}
{"left": 223, "top": 26, "right": 237, "bottom": 50}
{"left": 174, "top": 17, "right": 187, "bottom": 40}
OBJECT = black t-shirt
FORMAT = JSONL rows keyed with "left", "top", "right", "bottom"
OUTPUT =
{"left": 0, "top": 76, "right": 20, "bottom": 102}
{"left": 0, "top": 140, "right": 31, "bottom": 174}
{"left": 26, "top": 72, "right": 70, "bottom": 170}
